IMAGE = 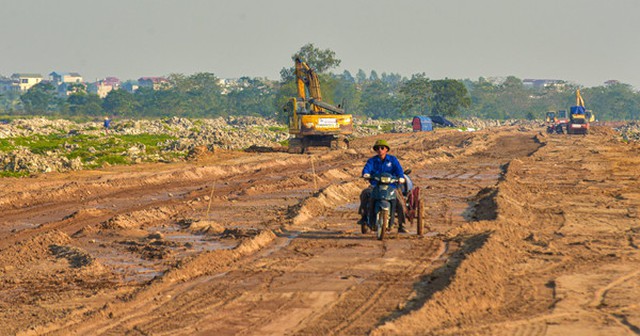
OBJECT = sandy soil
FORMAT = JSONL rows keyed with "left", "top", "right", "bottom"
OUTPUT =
{"left": 1, "top": 125, "right": 639, "bottom": 335}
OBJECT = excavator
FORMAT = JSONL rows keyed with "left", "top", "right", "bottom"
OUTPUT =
{"left": 283, "top": 57, "right": 353, "bottom": 154}
{"left": 567, "top": 89, "right": 590, "bottom": 134}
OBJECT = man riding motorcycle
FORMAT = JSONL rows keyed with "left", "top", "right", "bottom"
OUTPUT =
{"left": 358, "top": 139, "right": 408, "bottom": 233}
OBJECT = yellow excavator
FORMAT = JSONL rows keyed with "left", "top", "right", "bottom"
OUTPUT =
{"left": 567, "top": 90, "right": 590, "bottom": 134}
{"left": 283, "top": 57, "right": 353, "bottom": 153}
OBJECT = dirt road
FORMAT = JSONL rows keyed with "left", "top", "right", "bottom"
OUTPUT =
{"left": 1, "top": 126, "right": 639, "bottom": 335}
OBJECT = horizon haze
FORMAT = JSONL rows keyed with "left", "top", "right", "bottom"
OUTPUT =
{"left": 2, "top": 0, "right": 639, "bottom": 88}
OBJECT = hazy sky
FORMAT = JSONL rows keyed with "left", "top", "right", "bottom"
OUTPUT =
{"left": 2, "top": 0, "right": 639, "bottom": 88}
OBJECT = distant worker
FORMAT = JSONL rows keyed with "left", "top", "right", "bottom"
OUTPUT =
{"left": 358, "top": 139, "right": 407, "bottom": 233}
{"left": 103, "top": 117, "right": 111, "bottom": 135}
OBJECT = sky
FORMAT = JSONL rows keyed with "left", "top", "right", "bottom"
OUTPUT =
{"left": 2, "top": 0, "right": 639, "bottom": 88}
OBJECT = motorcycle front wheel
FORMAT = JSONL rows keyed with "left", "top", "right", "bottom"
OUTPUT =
{"left": 376, "top": 210, "right": 388, "bottom": 240}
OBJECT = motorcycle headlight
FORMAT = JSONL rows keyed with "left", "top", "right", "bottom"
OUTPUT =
{"left": 380, "top": 176, "right": 392, "bottom": 184}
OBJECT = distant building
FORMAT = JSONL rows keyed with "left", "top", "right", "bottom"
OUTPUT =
{"left": 57, "top": 82, "right": 87, "bottom": 97}
{"left": 484, "top": 76, "right": 507, "bottom": 86}
{"left": 0, "top": 76, "right": 17, "bottom": 93}
{"left": 88, "top": 77, "right": 121, "bottom": 98}
{"left": 49, "top": 72, "right": 83, "bottom": 85}
{"left": 138, "top": 77, "right": 170, "bottom": 90}
{"left": 10, "top": 73, "right": 43, "bottom": 91}
{"left": 523, "top": 79, "right": 565, "bottom": 90}
{"left": 604, "top": 80, "right": 620, "bottom": 86}
{"left": 121, "top": 81, "right": 139, "bottom": 93}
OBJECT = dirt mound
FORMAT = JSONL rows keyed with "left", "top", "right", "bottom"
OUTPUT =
{"left": 290, "top": 179, "right": 366, "bottom": 227}
{"left": 589, "top": 125, "right": 621, "bottom": 137}
{"left": 102, "top": 206, "right": 175, "bottom": 230}
{"left": 163, "top": 229, "right": 276, "bottom": 283}
{"left": 0, "top": 230, "right": 71, "bottom": 268}
{"left": 179, "top": 218, "right": 225, "bottom": 235}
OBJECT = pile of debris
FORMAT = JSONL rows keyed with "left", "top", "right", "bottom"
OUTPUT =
{"left": 615, "top": 122, "right": 640, "bottom": 142}
{"left": 0, "top": 116, "right": 625, "bottom": 175}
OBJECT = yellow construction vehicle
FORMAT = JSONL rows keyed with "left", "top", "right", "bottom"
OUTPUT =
{"left": 567, "top": 90, "right": 589, "bottom": 134}
{"left": 283, "top": 57, "right": 353, "bottom": 153}
{"left": 585, "top": 110, "right": 596, "bottom": 122}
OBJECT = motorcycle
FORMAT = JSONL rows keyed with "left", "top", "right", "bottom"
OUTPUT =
{"left": 362, "top": 172, "right": 404, "bottom": 240}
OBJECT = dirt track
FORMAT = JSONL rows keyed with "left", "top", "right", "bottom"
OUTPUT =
{"left": 1, "top": 125, "right": 639, "bottom": 335}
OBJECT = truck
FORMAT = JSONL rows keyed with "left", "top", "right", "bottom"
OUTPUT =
{"left": 283, "top": 57, "right": 353, "bottom": 154}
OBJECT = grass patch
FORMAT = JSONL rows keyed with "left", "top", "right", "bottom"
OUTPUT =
{"left": 268, "top": 126, "right": 288, "bottom": 132}
{"left": 0, "top": 170, "right": 30, "bottom": 178}
{"left": 1, "top": 132, "right": 178, "bottom": 168}
{"left": 0, "top": 134, "right": 68, "bottom": 154}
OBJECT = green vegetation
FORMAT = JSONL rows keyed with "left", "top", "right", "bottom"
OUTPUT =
{"left": 0, "top": 133, "right": 178, "bottom": 169}
{"left": 267, "top": 126, "right": 288, "bottom": 132}
{"left": 2, "top": 44, "right": 640, "bottom": 121}
{"left": 0, "top": 134, "right": 67, "bottom": 154}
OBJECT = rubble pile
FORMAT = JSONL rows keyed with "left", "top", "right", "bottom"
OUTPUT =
{"left": 0, "top": 116, "right": 630, "bottom": 175}
{"left": 1, "top": 147, "right": 83, "bottom": 174}
{"left": 615, "top": 122, "right": 640, "bottom": 142}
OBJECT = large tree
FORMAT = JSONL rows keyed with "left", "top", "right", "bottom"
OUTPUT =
{"left": 67, "top": 92, "right": 103, "bottom": 116}
{"left": 399, "top": 73, "right": 431, "bottom": 116}
{"left": 103, "top": 89, "right": 137, "bottom": 117}
{"left": 430, "top": 79, "right": 471, "bottom": 117}
{"left": 279, "top": 43, "right": 341, "bottom": 81}
{"left": 225, "top": 77, "right": 277, "bottom": 118}
{"left": 20, "top": 82, "right": 59, "bottom": 113}
{"left": 360, "top": 80, "right": 400, "bottom": 119}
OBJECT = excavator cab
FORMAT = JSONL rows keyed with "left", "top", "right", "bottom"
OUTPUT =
{"left": 545, "top": 111, "right": 556, "bottom": 123}
{"left": 585, "top": 110, "right": 595, "bottom": 123}
{"left": 557, "top": 110, "right": 568, "bottom": 121}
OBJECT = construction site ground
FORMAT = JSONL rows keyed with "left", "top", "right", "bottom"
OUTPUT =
{"left": 1, "top": 125, "right": 639, "bottom": 335}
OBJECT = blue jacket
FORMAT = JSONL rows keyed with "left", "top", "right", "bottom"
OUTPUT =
{"left": 362, "top": 154, "right": 404, "bottom": 187}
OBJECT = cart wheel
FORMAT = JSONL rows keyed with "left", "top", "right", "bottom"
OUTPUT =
{"left": 416, "top": 200, "right": 424, "bottom": 236}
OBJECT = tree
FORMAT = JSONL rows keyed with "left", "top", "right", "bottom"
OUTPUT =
{"left": 292, "top": 43, "right": 341, "bottom": 74}
{"left": 333, "top": 72, "right": 360, "bottom": 115}
{"left": 20, "top": 82, "right": 59, "bottom": 113}
{"left": 0, "top": 90, "right": 22, "bottom": 114}
{"left": 67, "top": 92, "right": 103, "bottom": 116}
{"left": 356, "top": 69, "right": 367, "bottom": 84}
{"left": 279, "top": 43, "right": 341, "bottom": 81}
{"left": 583, "top": 83, "right": 640, "bottom": 120}
{"left": 103, "top": 89, "right": 137, "bottom": 117}
{"left": 360, "top": 80, "right": 400, "bottom": 119}
{"left": 430, "top": 79, "right": 471, "bottom": 117}
{"left": 225, "top": 77, "right": 277, "bottom": 118}
{"left": 369, "top": 70, "right": 379, "bottom": 82}
{"left": 399, "top": 73, "right": 431, "bottom": 116}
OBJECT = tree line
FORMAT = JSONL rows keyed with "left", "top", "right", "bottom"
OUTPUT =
{"left": 2, "top": 44, "right": 640, "bottom": 121}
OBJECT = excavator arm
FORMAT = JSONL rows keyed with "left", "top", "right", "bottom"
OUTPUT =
{"left": 576, "top": 89, "right": 585, "bottom": 108}
{"left": 294, "top": 57, "right": 347, "bottom": 115}
{"left": 295, "top": 58, "right": 323, "bottom": 113}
